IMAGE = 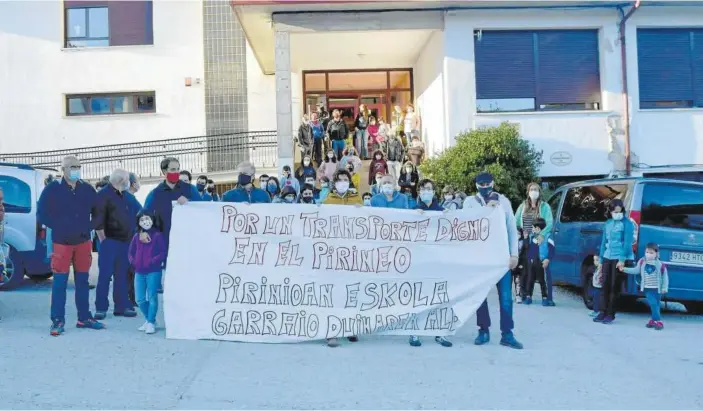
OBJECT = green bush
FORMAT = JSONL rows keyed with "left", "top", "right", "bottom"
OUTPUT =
{"left": 419, "top": 122, "right": 544, "bottom": 208}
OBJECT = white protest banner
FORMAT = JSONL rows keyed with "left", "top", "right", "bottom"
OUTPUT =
{"left": 164, "top": 203, "right": 510, "bottom": 343}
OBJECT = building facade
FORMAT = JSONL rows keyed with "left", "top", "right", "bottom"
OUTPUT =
{"left": 1, "top": 0, "right": 702, "bottom": 181}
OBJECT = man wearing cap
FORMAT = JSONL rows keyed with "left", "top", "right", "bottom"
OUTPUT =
{"left": 463, "top": 172, "right": 523, "bottom": 349}
{"left": 223, "top": 161, "right": 271, "bottom": 204}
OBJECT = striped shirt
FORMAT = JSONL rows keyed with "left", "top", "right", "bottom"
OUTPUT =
{"left": 642, "top": 263, "right": 661, "bottom": 289}
{"left": 522, "top": 212, "right": 534, "bottom": 234}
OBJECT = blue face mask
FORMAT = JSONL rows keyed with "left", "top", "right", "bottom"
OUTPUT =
{"left": 238, "top": 174, "right": 252, "bottom": 186}
{"left": 478, "top": 186, "right": 493, "bottom": 198}
{"left": 196, "top": 183, "right": 206, "bottom": 192}
{"left": 69, "top": 169, "right": 81, "bottom": 181}
{"left": 420, "top": 190, "right": 434, "bottom": 203}
{"left": 267, "top": 183, "right": 278, "bottom": 193}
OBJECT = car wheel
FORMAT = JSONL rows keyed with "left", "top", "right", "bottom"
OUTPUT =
{"left": 28, "top": 273, "right": 53, "bottom": 282}
{"left": 581, "top": 264, "right": 595, "bottom": 310}
{"left": 0, "top": 246, "right": 26, "bottom": 291}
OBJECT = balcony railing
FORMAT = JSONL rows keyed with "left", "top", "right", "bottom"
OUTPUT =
{"left": 0, "top": 131, "right": 278, "bottom": 181}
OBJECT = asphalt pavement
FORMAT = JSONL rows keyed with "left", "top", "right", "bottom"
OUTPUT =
{"left": 1, "top": 265, "right": 702, "bottom": 410}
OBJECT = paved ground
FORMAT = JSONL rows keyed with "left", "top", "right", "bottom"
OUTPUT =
{"left": 1, "top": 267, "right": 702, "bottom": 410}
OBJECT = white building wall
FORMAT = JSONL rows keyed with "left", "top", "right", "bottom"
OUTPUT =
{"left": 413, "top": 30, "right": 446, "bottom": 157}
{"left": 0, "top": 0, "right": 206, "bottom": 154}
{"left": 246, "top": 40, "right": 277, "bottom": 132}
{"left": 627, "top": 8, "right": 703, "bottom": 168}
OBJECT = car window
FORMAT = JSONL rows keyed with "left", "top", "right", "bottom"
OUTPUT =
{"left": 641, "top": 183, "right": 703, "bottom": 231}
{"left": 0, "top": 175, "right": 32, "bottom": 214}
{"left": 560, "top": 184, "right": 629, "bottom": 223}
{"left": 548, "top": 191, "right": 563, "bottom": 218}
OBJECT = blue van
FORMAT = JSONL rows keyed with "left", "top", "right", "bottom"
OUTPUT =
{"left": 547, "top": 177, "right": 703, "bottom": 314}
{"left": 0, "top": 163, "right": 53, "bottom": 290}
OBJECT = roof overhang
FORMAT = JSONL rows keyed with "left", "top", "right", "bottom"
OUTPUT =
{"left": 231, "top": 0, "right": 646, "bottom": 74}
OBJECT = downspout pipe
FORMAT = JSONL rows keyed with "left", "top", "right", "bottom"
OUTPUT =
{"left": 617, "top": 1, "right": 641, "bottom": 176}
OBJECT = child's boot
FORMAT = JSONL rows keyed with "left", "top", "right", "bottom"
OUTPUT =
{"left": 654, "top": 321, "right": 664, "bottom": 330}
{"left": 646, "top": 319, "right": 656, "bottom": 328}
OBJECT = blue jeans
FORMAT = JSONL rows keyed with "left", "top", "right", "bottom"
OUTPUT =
{"left": 355, "top": 129, "right": 369, "bottom": 158}
{"left": 476, "top": 271, "right": 514, "bottom": 334}
{"left": 96, "top": 238, "right": 131, "bottom": 313}
{"left": 644, "top": 289, "right": 662, "bottom": 321}
{"left": 51, "top": 272, "right": 91, "bottom": 322}
{"left": 332, "top": 139, "right": 345, "bottom": 160}
{"left": 592, "top": 288, "right": 601, "bottom": 312}
{"left": 135, "top": 271, "right": 162, "bottom": 324}
{"left": 545, "top": 266, "right": 553, "bottom": 301}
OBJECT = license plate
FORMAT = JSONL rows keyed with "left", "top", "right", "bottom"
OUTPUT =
{"left": 670, "top": 251, "right": 703, "bottom": 266}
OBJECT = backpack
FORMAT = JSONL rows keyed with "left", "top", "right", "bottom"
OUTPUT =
{"left": 312, "top": 123, "right": 324, "bottom": 140}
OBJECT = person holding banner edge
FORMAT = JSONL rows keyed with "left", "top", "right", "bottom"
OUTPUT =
{"left": 463, "top": 172, "right": 524, "bottom": 350}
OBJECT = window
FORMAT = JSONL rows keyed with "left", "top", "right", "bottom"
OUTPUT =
{"left": 548, "top": 191, "right": 563, "bottom": 218}
{"left": 64, "top": 1, "right": 154, "bottom": 48}
{"left": 641, "top": 183, "right": 703, "bottom": 231}
{"left": 560, "top": 184, "right": 629, "bottom": 223}
{"left": 0, "top": 176, "right": 32, "bottom": 214}
{"left": 66, "top": 92, "right": 156, "bottom": 116}
{"left": 65, "top": 7, "right": 109, "bottom": 48}
{"left": 637, "top": 29, "right": 703, "bottom": 109}
{"left": 475, "top": 30, "right": 601, "bottom": 113}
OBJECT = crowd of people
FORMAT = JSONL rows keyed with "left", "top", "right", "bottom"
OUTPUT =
{"left": 18, "top": 141, "right": 670, "bottom": 346}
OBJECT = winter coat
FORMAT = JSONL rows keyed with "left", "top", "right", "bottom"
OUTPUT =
{"left": 297, "top": 123, "right": 313, "bottom": 153}
{"left": 515, "top": 201, "right": 554, "bottom": 236}
{"left": 323, "top": 190, "right": 363, "bottom": 206}
{"left": 318, "top": 161, "right": 337, "bottom": 182}
{"left": 386, "top": 138, "right": 405, "bottom": 162}
{"left": 398, "top": 170, "right": 419, "bottom": 198}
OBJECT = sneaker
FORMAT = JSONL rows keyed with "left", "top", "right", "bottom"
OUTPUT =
{"left": 601, "top": 315, "right": 615, "bottom": 324}
{"left": 114, "top": 309, "right": 137, "bottom": 318}
{"left": 138, "top": 321, "right": 149, "bottom": 332}
{"left": 94, "top": 311, "right": 107, "bottom": 320}
{"left": 326, "top": 338, "right": 340, "bottom": 347}
{"left": 50, "top": 319, "right": 65, "bottom": 336}
{"left": 588, "top": 310, "right": 599, "bottom": 317}
{"left": 500, "top": 332, "right": 524, "bottom": 350}
{"left": 409, "top": 336, "right": 422, "bottom": 347}
{"left": 474, "top": 329, "right": 490, "bottom": 345}
{"left": 435, "top": 336, "right": 453, "bottom": 347}
{"left": 145, "top": 323, "right": 156, "bottom": 334}
{"left": 593, "top": 313, "right": 606, "bottom": 322}
{"left": 516, "top": 298, "right": 523, "bottom": 304}
{"left": 646, "top": 319, "right": 656, "bottom": 328}
{"left": 76, "top": 318, "right": 105, "bottom": 330}
{"left": 654, "top": 321, "right": 664, "bottom": 331}
{"left": 347, "top": 336, "right": 358, "bottom": 343}
{"left": 524, "top": 297, "right": 532, "bottom": 305}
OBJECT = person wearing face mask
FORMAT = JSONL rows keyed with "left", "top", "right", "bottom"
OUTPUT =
{"left": 370, "top": 175, "right": 409, "bottom": 209}
{"left": 362, "top": 192, "right": 372, "bottom": 206}
{"left": 258, "top": 175, "right": 270, "bottom": 189}
{"left": 179, "top": 170, "right": 192, "bottom": 186}
{"left": 38, "top": 156, "right": 103, "bottom": 336}
{"left": 301, "top": 176, "right": 320, "bottom": 202}
{"left": 391, "top": 105, "right": 406, "bottom": 146}
{"left": 295, "top": 155, "right": 317, "bottom": 187}
{"left": 299, "top": 185, "right": 316, "bottom": 204}
{"left": 368, "top": 150, "right": 389, "bottom": 186}
{"left": 515, "top": 182, "right": 553, "bottom": 237}
{"left": 144, "top": 157, "right": 202, "bottom": 263}
{"left": 404, "top": 104, "right": 421, "bottom": 146}
{"left": 523, "top": 218, "right": 556, "bottom": 306}
{"left": 409, "top": 179, "right": 452, "bottom": 348}
{"left": 92, "top": 169, "right": 140, "bottom": 320}
{"left": 275, "top": 186, "right": 298, "bottom": 204}
{"left": 194, "top": 175, "right": 213, "bottom": 201}
{"left": 407, "top": 135, "right": 425, "bottom": 167}
{"left": 367, "top": 115, "right": 380, "bottom": 153}
{"left": 398, "top": 161, "right": 419, "bottom": 207}
{"left": 310, "top": 112, "right": 326, "bottom": 166}
{"left": 280, "top": 165, "right": 300, "bottom": 196}
{"left": 340, "top": 147, "right": 362, "bottom": 174}
{"left": 385, "top": 132, "right": 405, "bottom": 185}
{"left": 326, "top": 109, "right": 349, "bottom": 159}
{"left": 323, "top": 169, "right": 362, "bottom": 347}
{"left": 128, "top": 210, "right": 166, "bottom": 335}
{"left": 296, "top": 113, "right": 313, "bottom": 158}
{"left": 317, "top": 149, "right": 338, "bottom": 183}
{"left": 222, "top": 161, "right": 271, "bottom": 204}
{"left": 441, "top": 186, "right": 461, "bottom": 211}
{"left": 318, "top": 177, "right": 331, "bottom": 204}
{"left": 621, "top": 243, "right": 668, "bottom": 330}
{"left": 344, "top": 162, "right": 361, "bottom": 191}
{"left": 207, "top": 179, "right": 220, "bottom": 202}
{"left": 264, "top": 177, "right": 281, "bottom": 200}
{"left": 594, "top": 199, "right": 636, "bottom": 325}
{"left": 462, "top": 172, "right": 523, "bottom": 350}
{"left": 354, "top": 104, "right": 370, "bottom": 160}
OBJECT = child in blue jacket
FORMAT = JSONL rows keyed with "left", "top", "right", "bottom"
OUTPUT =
{"left": 523, "top": 218, "right": 556, "bottom": 306}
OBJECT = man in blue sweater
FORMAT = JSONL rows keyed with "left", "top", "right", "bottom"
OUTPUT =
{"left": 143, "top": 157, "right": 202, "bottom": 265}
{"left": 38, "top": 155, "right": 104, "bottom": 336}
{"left": 370, "top": 175, "right": 409, "bottom": 209}
{"left": 93, "top": 169, "right": 139, "bottom": 320}
{"left": 223, "top": 162, "right": 271, "bottom": 204}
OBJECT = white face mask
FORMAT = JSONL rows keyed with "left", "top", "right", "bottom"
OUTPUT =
{"left": 381, "top": 184, "right": 394, "bottom": 195}
{"left": 645, "top": 251, "right": 657, "bottom": 261}
{"left": 405, "top": 167, "right": 413, "bottom": 173}
{"left": 363, "top": 199, "right": 371, "bottom": 206}
{"left": 303, "top": 160, "right": 310, "bottom": 166}
{"left": 529, "top": 190, "right": 540, "bottom": 201}
{"left": 328, "top": 153, "right": 334, "bottom": 159}
{"left": 611, "top": 212, "right": 624, "bottom": 221}
{"left": 335, "top": 181, "right": 350, "bottom": 194}
{"left": 284, "top": 196, "right": 296, "bottom": 203}
{"left": 444, "top": 195, "right": 453, "bottom": 201}
{"left": 139, "top": 216, "right": 153, "bottom": 231}
{"left": 305, "top": 180, "right": 315, "bottom": 186}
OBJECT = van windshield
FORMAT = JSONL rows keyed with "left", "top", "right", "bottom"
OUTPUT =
{"left": 641, "top": 183, "right": 703, "bottom": 231}
{"left": 560, "top": 184, "right": 629, "bottom": 223}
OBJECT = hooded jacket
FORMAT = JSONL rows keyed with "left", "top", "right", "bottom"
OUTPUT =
{"left": 323, "top": 190, "right": 363, "bottom": 206}
{"left": 368, "top": 150, "right": 389, "bottom": 185}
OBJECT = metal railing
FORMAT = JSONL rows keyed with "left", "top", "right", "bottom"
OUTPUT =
{"left": 0, "top": 131, "right": 278, "bottom": 180}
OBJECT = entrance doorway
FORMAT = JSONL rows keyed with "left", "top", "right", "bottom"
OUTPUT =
{"left": 303, "top": 69, "right": 413, "bottom": 127}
